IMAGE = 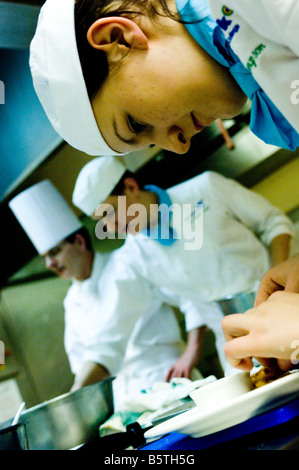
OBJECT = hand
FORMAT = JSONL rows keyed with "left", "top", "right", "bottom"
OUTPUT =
{"left": 221, "top": 291, "right": 299, "bottom": 372}
{"left": 255, "top": 253, "right": 299, "bottom": 306}
{"left": 165, "top": 326, "right": 206, "bottom": 381}
{"left": 165, "top": 349, "right": 198, "bottom": 381}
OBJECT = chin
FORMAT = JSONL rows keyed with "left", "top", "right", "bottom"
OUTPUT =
{"left": 58, "top": 270, "right": 70, "bottom": 280}
{"left": 220, "top": 91, "right": 248, "bottom": 120}
{"left": 232, "top": 94, "right": 248, "bottom": 117}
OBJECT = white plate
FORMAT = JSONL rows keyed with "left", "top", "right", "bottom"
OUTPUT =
{"left": 144, "top": 371, "right": 299, "bottom": 439}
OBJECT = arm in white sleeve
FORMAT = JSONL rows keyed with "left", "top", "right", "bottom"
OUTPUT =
{"left": 82, "top": 257, "right": 156, "bottom": 376}
{"left": 71, "top": 361, "right": 110, "bottom": 391}
{"left": 178, "top": 297, "right": 209, "bottom": 332}
{"left": 207, "top": 172, "right": 294, "bottom": 247}
{"left": 63, "top": 295, "right": 86, "bottom": 376}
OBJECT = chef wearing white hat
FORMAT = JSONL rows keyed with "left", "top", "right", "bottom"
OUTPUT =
{"left": 29, "top": 0, "right": 299, "bottom": 159}
{"left": 9, "top": 180, "right": 83, "bottom": 256}
{"left": 29, "top": 0, "right": 122, "bottom": 156}
{"left": 72, "top": 157, "right": 295, "bottom": 374}
{"left": 73, "top": 158, "right": 213, "bottom": 377}
{"left": 9, "top": 180, "right": 194, "bottom": 407}
{"left": 72, "top": 157, "right": 126, "bottom": 216}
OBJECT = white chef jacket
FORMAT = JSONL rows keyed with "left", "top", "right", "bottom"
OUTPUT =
{"left": 208, "top": 0, "right": 299, "bottom": 133}
{"left": 115, "top": 171, "right": 294, "bottom": 368}
{"left": 63, "top": 251, "right": 186, "bottom": 409}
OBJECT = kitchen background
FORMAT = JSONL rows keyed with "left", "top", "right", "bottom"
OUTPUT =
{"left": 1, "top": 0, "right": 299, "bottom": 422}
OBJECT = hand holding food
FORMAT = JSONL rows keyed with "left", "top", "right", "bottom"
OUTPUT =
{"left": 221, "top": 291, "right": 299, "bottom": 372}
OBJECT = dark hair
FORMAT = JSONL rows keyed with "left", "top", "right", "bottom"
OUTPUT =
{"left": 110, "top": 170, "right": 137, "bottom": 195}
{"left": 65, "top": 226, "right": 93, "bottom": 251}
{"left": 75, "top": 0, "right": 180, "bottom": 99}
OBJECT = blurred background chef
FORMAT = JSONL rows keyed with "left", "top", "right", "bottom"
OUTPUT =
{"left": 9, "top": 179, "right": 203, "bottom": 410}
{"left": 73, "top": 157, "right": 295, "bottom": 374}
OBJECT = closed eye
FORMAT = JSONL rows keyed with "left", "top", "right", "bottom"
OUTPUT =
{"left": 127, "top": 115, "right": 150, "bottom": 136}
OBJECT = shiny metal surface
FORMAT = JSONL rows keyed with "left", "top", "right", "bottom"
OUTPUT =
{"left": 16, "top": 379, "right": 114, "bottom": 450}
{"left": 0, "top": 422, "right": 29, "bottom": 450}
{"left": 217, "top": 291, "right": 256, "bottom": 316}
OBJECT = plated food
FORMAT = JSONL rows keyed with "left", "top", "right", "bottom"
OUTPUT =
{"left": 145, "top": 369, "right": 299, "bottom": 440}
{"left": 251, "top": 364, "right": 290, "bottom": 388}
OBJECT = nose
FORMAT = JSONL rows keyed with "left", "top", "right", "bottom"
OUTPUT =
{"left": 45, "top": 255, "right": 56, "bottom": 270}
{"left": 154, "top": 126, "right": 191, "bottom": 154}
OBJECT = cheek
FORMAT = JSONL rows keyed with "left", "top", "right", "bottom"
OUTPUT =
{"left": 58, "top": 252, "right": 70, "bottom": 267}
{"left": 119, "top": 68, "right": 183, "bottom": 122}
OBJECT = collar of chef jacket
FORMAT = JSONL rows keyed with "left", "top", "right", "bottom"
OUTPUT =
{"left": 141, "top": 185, "right": 177, "bottom": 246}
{"left": 176, "top": 0, "right": 299, "bottom": 151}
{"left": 71, "top": 251, "right": 108, "bottom": 296}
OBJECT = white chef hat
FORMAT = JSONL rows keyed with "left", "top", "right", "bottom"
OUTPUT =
{"left": 9, "top": 180, "right": 83, "bottom": 255}
{"left": 72, "top": 157, "right": 126, "bottom": 215}
{"left": 29, "top": 0, "right": 123, "bottom": 157}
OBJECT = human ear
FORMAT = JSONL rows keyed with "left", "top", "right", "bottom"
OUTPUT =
{"left": 123, "top": 177, "right": 141, "bottom": 197}
{"left": 75, "top": 233, "right": 86, "bottom": 251}
{"left": 87, "top": 17, "right": 148, "bottom": 61}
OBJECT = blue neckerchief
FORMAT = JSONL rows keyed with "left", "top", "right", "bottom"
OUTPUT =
{"left": 142, "top": 185, "right": 177, "bottom": 246}
{"left": 176, "top": 0, "right": 299, "bottom": 151}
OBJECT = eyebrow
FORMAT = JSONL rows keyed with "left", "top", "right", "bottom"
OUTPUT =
{"left": 113, "top": 119, "right": 137, "bottom": 146}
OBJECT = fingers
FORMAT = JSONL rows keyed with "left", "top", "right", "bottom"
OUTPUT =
{"left": 165, "top": 366, "right": 192, "bottom": 381}
{"left": 221, "top": 312, "right": 256, "bottom": 370}
{"left": 165, "top": 366, "right": 185, "bottom": 382}
{"left": 254, "top": 278, "right": 282, "bottom": 307}
{"left": 221, "top": 313, "right": 251, "bottom": 341}
{"left": 165, "top": 368, "right": 173, "bottom": 382}
{"left": 223, "top": 333, "right": 255, "bottom": 370}
{"left": 254, "top": 255, "right": 299, "bottom": 306}
{"left": 285, "top": 271, "right": 299, "bottom": 294}
{"left": 222, "top": 291, "right": 299, "bottom": 373}
{"left": 277, "top": 359, "right": 293, "bottom": 372}
{"left": 254, "top": 286, "right": 271, "bottom": 307}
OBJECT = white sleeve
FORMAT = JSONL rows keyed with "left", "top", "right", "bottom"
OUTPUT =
{"left": 63, "top": 292, "right": 86, "bottom": 376}
{"left": 63, "top": 320, "right": 82, "bottom": 376}
{"left": 178, "top": 298, "right": 208, "bottom": 332}
{"left": 81, "top": 258, "right": 156, "bottom": 375}
{"left": 207, "top": 172, "right": 294, "bottom": 247}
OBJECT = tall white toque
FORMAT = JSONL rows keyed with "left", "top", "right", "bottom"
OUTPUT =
{"left": 73, "top": 157, "right": 126, "bottom": 215}
{"left": 9, "top": 180, "right": 82, "bottom": 255}
{"left": 29, "top": 0, "right": 124, "bottom": 156}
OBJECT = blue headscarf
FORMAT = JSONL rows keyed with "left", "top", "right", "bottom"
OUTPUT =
{"left": 176, "top": 0, "right": 299, "bottom": 151}
{"left": 142, "top": 185, "right": 177, "bottom": 246}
